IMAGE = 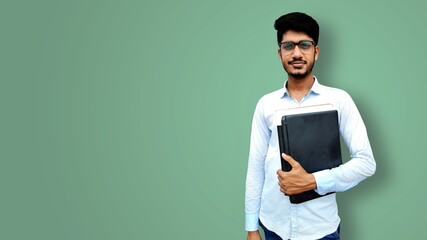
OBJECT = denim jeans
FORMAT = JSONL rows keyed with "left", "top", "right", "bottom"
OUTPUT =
{"left": 259, "top": 221, "right": 340, "bottom": 240}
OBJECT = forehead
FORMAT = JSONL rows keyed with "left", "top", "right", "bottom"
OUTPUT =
{"left": 281, "top": 30, "right": 313, "bottom": 42}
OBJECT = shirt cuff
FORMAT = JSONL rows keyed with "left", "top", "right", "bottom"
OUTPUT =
{"left": 245, "top": 212, "right": 259, "bottom": 231}
{"left": 313, "top": 169, "right": 336, "bottom": 195}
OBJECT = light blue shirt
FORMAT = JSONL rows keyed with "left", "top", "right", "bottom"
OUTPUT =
{"left": 245, "top": 78, "right": 376, "bottom": 240}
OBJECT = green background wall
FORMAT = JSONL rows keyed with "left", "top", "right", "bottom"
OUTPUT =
{"left": 1, "top": 0, "right": 426, "bottom": 239}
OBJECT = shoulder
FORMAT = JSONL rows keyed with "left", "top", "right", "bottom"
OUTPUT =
{"left": 257, "top": 88, "right": 284, "bottom": 104}
{"left": 318, "top": 83, "right": 354, "bottom": 103}
{"left": 253, "top": 87, "right": 284, "bottom": 115}
{"left": 319, "top": 84, "right": 350, "bottom": 97}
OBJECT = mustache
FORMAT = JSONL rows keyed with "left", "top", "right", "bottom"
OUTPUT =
{"left": 288, "top": 59, "right": 307, "bottom": 64}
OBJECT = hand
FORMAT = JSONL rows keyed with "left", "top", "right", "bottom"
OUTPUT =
{"left": 277, "top": 153, "right": 317, "bottom": 195}
{"left": 247, "top": 230, "right": 262, "bottom": 240}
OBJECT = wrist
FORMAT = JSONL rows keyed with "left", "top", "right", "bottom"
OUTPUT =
{"left": 247, "top": 230, "right": 261, "bottom": 240}
{"left": 307, "top": 173, "right": 317, "bottom": 191}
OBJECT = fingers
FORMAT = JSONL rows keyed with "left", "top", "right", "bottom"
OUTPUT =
{"left": 277, "top": 176, "right": 285, "bottom": 193}
{"left": 281, "top": 153, "right": 300, "bottom": 168}
{"left": 277, "top": 173, "right": 289, "bottom": 195}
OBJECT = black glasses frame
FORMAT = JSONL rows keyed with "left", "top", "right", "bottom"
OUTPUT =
{"left": 279, "top": 40, "right": 316, "bottom": 51}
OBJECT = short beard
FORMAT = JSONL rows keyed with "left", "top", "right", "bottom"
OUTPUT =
{"left": 289, "top": 71, "right": 310, "bottom": 79}
{"left": 281, "top": 52, "right": 316, "bottom": 80}
{"left": 283, "top": 60, "right": 315, "bottom": 80}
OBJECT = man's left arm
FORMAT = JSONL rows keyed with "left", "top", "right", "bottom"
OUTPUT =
{"left": 313, "top": 92, "right": 376, "bottom": 195}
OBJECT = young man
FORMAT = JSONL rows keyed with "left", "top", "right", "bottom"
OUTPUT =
{"left": 245, "top": 12, "right": 376, "bottom": 240}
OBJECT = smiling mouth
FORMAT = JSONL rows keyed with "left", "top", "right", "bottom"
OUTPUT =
{"left": 289, "top": 61, "right": 306, "bottom": 68}
{"left": 289, "top": 60, "right": 306, "bottom": 65}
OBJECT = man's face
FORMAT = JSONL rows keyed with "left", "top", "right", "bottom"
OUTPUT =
{"left": 278, "top": 30, "right": 319, "bottom": 79}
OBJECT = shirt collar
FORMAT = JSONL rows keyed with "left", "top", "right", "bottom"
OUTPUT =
{"left": 281, "top": 76, "right": 322, "bottom": 99}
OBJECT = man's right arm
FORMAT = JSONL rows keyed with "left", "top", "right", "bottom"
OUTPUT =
{"left": 245, "top": 99, "right": 270, "bottom": 233}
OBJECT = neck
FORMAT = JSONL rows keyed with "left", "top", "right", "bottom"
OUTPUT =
{"left": 286, "top": 74, "right": 315, "bottom": 102}
{"left": 287, "top": 74, "right": 315, "bottom": 91}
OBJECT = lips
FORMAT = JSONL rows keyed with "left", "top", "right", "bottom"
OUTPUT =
{"left": 289, "top": 60, "right": 306, "bottom": 65}
{"left": 289, "top": 60, "right": 306, "bottom": 67}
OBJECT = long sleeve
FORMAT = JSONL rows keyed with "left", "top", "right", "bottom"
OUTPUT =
{"left": 313, "top": 92, "right": 376, "bottom": 195}
{"left": 245, "top": 99, "right": 271, "bottom": 231}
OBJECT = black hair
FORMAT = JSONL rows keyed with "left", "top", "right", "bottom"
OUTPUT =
{"left": 274, "top": 12, "right": 319, "bottom": 46}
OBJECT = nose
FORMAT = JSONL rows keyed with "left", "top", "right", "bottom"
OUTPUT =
{"left": 291, "top": 45, "right": 303, "bottom": 58}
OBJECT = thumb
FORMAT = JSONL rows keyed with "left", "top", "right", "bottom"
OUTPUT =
{"left": 281, "top": 153, "right": 300, "bottom": 168}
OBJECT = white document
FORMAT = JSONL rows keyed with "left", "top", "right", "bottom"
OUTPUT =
{"left": 275, "top": 103, "right": 335, "bottom": 126}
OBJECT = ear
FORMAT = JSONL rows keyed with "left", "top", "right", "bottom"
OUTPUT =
{"left": 278, "top": 48, "right": 282, "bottom": 59}
{"left": 314, "top": 45, "right": 320, "bottom": 61}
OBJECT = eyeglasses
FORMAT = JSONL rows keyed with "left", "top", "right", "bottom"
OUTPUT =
{"left": 279, "top": 40, "right": 316, "bottom": 53}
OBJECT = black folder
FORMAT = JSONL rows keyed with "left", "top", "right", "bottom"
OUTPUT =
{"left": 277, "top": 110, "right": 342, "bottom": 203}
